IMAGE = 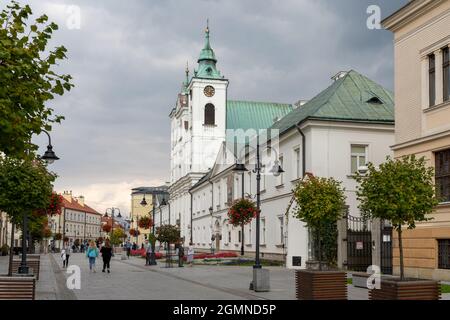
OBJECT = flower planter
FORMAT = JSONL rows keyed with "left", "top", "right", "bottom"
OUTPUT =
{"left": 295, "top": 269, "right": 347, "bottom": 300}
{"left": 369, "top": 278, "right": 441, "bottom": 300}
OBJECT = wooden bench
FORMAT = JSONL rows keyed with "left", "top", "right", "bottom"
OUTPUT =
{"left": 0, "top": 276, "right": 36, "bottom": 300}
{"left": 11, "top": 260, "right": 40, "bottom": 280}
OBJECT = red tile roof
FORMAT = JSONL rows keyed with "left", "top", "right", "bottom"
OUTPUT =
{"left": 61, "top": 197, "right": 101, "bottom": 215}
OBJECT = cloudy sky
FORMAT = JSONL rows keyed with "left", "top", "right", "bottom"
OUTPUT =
{"left": 15, "top": 0, "right": 407, "bottom": 216}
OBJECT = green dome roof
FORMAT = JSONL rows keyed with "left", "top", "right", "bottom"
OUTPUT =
{"left": 198, "top": 27, "right": 217, "bottom": 63}
{"left": 194, "top": 25, "right": 222, "bottom": 79}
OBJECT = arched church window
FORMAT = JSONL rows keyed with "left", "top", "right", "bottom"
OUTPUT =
{"left": 204, "top": 103, "right": 215, "bottom": 125}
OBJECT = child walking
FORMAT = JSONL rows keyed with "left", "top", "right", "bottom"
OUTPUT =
{"left": 86, "top": 240, "right": 99, "bottom": 272}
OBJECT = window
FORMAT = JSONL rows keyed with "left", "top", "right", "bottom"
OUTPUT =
{"left": 278, "top": 216, "right": 284, "bottom": 244}
{"left": 204, "top": 103, "right": 215, "bottom": 125}
{"left": 438, "top": 239, "right": 450, "bottom": 269}
{"left": 184, "top": 121, "right": 189, "bottom": 130}
{"left": 351, "top": 145, "right": 367, "bottom": 174}
{"left": 277, "top": 155, "right": 284, "bottom": 185}
{"left": 429, "top": 53, "right": 436, "bottom": 107}
{"left": 238, "top": 230, "right": 241, "bottom": 243}
{"left": 367, "top": 97, "right": 383, "bottom": 104}
{"left": 228, "top": 231, "right": 231, "bottom": 243}
{"left": 294, "top": 147, "right": 301, "bottom": 179}
{"left": 247, "top": 225, "right": 252, "bottom": 245}
{"left": 435, "top": 149, "right": 450, "bottom": 203}
{"left": 444, "top": 47, "right": 449, "bottom": 102}
{"left": 261, "top": 218, "right": 266, "bottom": 245}
{"left": 226, "top": 175, "right": 233, "bottom": 206}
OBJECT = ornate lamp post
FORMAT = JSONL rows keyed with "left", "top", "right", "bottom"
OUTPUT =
{"left": 232, "top": 136, "right": 284, "bottom": 291}
{"left": 19, "top": 130, "right": 59, "bottom": 275}
{"left": 140, "top": 194, "right": 157, "bottom": 265}
{"left": 104, "top": 207, "right": 121, "bottom": 253}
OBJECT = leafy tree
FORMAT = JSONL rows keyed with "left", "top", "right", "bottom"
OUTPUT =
{"left": 0, "top": 1, "right": 73, "bottom": 159}
{"left": 356, "top": 155, "right": 438, "bottom": 280}
{"left": 0, "top": 156, "right": 55, "bottom": 224}
{"left": 110, "top": 228, "right": 126, "bottom": 246}
{"left": 156, "top": 225, "right": 180, "bottom": 245}
{"left": 293, "top": 174, "right": 346, "bottom": 269}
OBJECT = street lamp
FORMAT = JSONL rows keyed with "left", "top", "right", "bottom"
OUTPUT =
{"left": 19, "top": 130, "right": 59, "bottom": 275}
{"left": 140, "top": 194, "right": 157, "bottom": 265}
{"left": 232, "top": 136, "right": 284, "bottom": 292}
{"left": 104, "top": 207, "right": 121, "bottom": 252}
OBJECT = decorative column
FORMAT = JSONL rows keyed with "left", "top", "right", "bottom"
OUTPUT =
{"left": 435, "top": 49, "right": 444, "bottom": 105}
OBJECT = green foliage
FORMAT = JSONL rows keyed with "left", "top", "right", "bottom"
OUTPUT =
{"left": 356, "top": 155, "right": 438, "bottom": 280}
{"left": 148, "top": 233, "right": 156, "bottom": 245}
{"left": 311, "top": 220, "right": 338, "bottom": 267}
{"left": 292, "top": 175, "right": 345, "bottom": 266}
{"left": 356, "top": 155, "right": 438, "bottom": 231}
{"left": 110, "top": 228, "right": 126, "bottom": 245}
{"left": 293, "top": 175, "right": 346, "bottom": 230}
{"left": 0, "top": 1, "right": 73, "bottom": 158}
{"left": 227, "top": 198, "right": 257, "bottom": 227}
{"left": 1, "top": 244, "right": 9, "bottom": 255}
{"left": 156, "top": 225, "right": 180, "bottom": 244}
{"left": 28, "top": 214, "right": 49, "bottom": 241}
{"left": 0, "top": 156, "right": 56, "bottom": 224}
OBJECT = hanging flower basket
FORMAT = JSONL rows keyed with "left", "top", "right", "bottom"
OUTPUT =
{"left": 53, "top": 233, "right": 62, "bottom": 240}
{"left": 138, "top": 216, "right": 153, "bottom": 230}
{"left": 129, "top": 228, "right": 140, "bottom": 237}
{"left": 63, "top": 236, "right": 69, "bottom": 242}
{"left": 227, "top": 198, "right": 258, "bottom": 227}
{"left": 102, "top": 224, "right": 112, "bottom": 233}
{"left": 34, "top": 192, "right": 63, "bottom": 216}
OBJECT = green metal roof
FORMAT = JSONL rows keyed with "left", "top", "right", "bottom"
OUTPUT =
{"left": 271, "top": 70, "right": 395, "bottom": 134}
{"left": 226, "top": 100, "right": 293, "bottom": 131}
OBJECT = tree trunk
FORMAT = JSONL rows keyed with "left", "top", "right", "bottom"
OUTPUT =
{"left": 8, "top": 223, "right": 15, "bottom": 276}
{"left": 241, "top": 224, "right": 244, "bottom": 256}
{"left": 398, "top": 225, "right": 405, "bottom": 281}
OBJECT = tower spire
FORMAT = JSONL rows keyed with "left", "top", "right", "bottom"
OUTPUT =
{"left": 195, "top": 20, "right": 222, "bottom": 79}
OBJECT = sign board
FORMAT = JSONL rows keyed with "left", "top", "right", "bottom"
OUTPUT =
{"left": 356, "top": 241, "right": 364, "bottom": 250}
{"left": 383, "top": 234, "right": 391, "bottom": 242}
{"left": 292, "top": 256, "right": 302, "bottom": 266}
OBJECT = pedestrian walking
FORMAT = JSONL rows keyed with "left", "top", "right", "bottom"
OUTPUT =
{"left": 86, "top": 240, "right": 99, "bottom": 272}
{"left": 187, "top": 243, "right": 194, "bottom": 267}
{"left": 100, "top": 239, "right": 113, "bottom": 273}
{"left": 132, "top": 242, "right": 137, "bottom": 250}
{"left": 145, "top": 240, "right": 153, "bottom": 265}
{"left": 178, "top": 243, "right": 184, "bottom": 267}
{"left": 125, "top": 240, "right": 131, "bottom": 259}
{"left": 61, "top": 242, "right": 72, "bottom": 268}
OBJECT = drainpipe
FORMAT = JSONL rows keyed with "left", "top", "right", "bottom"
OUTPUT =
{"left": 295, "top": 124, "right": 306, "bottom": 177}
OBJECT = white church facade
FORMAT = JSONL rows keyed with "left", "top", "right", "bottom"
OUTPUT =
{"left": 155, "top": 25, "right": 395, "bottom": 269}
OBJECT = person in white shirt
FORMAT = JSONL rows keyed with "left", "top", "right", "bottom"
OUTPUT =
{"left": 187, "top": 243, "right": 194, "bottom": 267}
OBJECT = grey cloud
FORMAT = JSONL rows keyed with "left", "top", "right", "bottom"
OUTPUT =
{"left": 21, "top": 0, "right": 406, "bottom": 213}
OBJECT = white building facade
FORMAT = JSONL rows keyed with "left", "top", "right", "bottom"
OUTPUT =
{"left": 159, "top": 25, "right": 395, "bottom": 269}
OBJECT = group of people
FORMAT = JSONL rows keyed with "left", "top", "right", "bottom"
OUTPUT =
{"left": 59, "top": 240, "right": 196, "bottom": 271}
{"left": 60, "top": 239, "right": 113, "bottom": 273}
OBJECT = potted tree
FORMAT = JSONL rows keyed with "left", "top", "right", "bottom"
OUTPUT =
{"left": 356, "top": 155, "right": 440, "bottom": 300}
{"left": 292, "top": 174, "right": 347, "bottom": 300}
{"left": 156, "top": 225, "right": 180, "bottom": 267}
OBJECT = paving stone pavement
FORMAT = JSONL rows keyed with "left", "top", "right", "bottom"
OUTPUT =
{"left": 1, "top": 254, "right": 449, "bottom": 300}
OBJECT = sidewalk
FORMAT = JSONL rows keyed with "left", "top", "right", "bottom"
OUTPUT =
{"left": 0, "top": 254, "right": 60, "bottom": 300}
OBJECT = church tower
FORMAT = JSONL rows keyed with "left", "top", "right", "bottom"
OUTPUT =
{"left": 186, "top": 23, "right": 229, "bottom": 173}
